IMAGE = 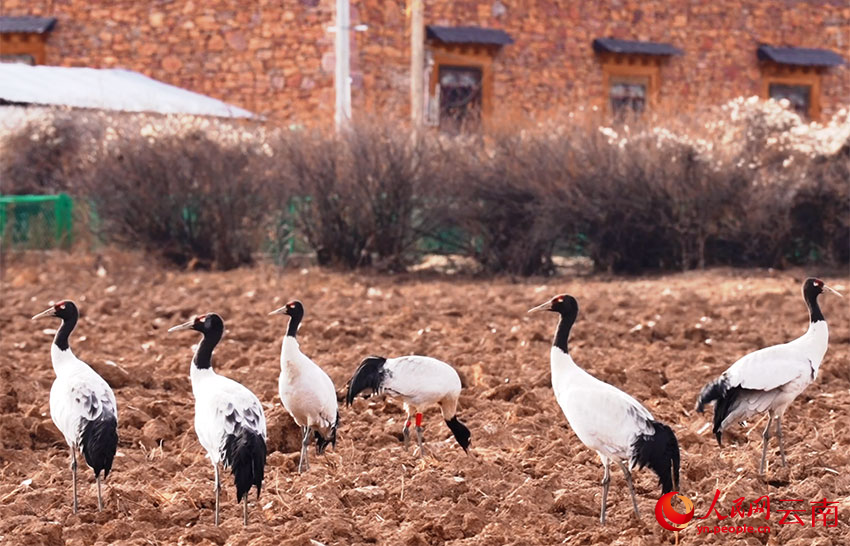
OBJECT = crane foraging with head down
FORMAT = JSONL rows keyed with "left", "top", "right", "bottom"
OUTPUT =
{"left": 268, "top": 300, "right": 339, "bottom": 473}
{"left": 32, "top": 300, "right": 119, "bottom": 514}
{"left": 346, "top": 355, "right": 471, "bottom": 456}
{"left": 169, "top": 313, "right": 267, "bottom": 526}
{"left": 529, "top": 294, "right": 680, "bottom": 524}
{"left": 696, "top": 277, "right": 842, "bottom": 473}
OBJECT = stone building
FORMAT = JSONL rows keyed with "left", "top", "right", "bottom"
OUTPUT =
{"left": 1, "top": 1, "right": 847, "bottom": 126}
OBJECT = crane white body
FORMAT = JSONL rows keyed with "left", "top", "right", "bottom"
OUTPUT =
{"left": 550, "top": 346, "right": 654, "bottom": 463}
{"left": 191, "top": 366, "right": 267, "bottom": 466}
{"left": 713, "top": 321, "right": 828, "bottom": 429}
{"left": 369, "top": 355, "right": 462, "bottom": 419}
{"left": 50, "top": 344, "right": 118, "bottom": 453}
{"left": 279, "top": 336, "right": 338, "bottom": 436}
{"left": 347, "top": 354, "right": 471, "bottom": 455}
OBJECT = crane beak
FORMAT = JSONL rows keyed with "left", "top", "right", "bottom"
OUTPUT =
{"left": 168, "top": 320, "right": 195, "bottom": 333}
{"left": 527, "top": 301, "right": 551, "bottom": 314}
{"left": 824, "top": 284, "right": 843, "bottom": 298}
{"left": 31, "top": 307, "right": 55, "bottom": 320}
{"left": 268, "top": 306, "right": 288, "bottom": 316}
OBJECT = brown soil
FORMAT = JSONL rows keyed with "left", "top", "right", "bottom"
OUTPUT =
{"left": 1, "top": 251, "right": 848, "bottom": 546}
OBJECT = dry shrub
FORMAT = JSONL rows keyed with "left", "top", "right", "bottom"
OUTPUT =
{"left": 0, "top": 108, "right": 101, "bottom": 194}
{"left": 444, "top": 132, "right": 569, "bottom": 276}
{"left": 787, "top": 143, "right": 850, "bottom": 265}
{"left": 80, "top": 119, "right": 282, "bottom": 270}
{"left": 275, "top": 124, "right": 450, "bottom": 271}
{"left": 0, "top": 99, "right": 846, "bottom": 274}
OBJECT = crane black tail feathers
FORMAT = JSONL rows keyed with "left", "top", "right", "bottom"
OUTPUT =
{"left": 224, "top": 427, "right": 267, "bottom": 502}
{"left": 80, "top": 412, "right": 118, "bottom": 479}
{"left": 445, "top": 416, "right": 471, "bottom": 453}
{"left": 315, "top": 411, "right": 340, "bottom": 455}
{"left": 632, "top": 421, "right": 680, "bottom": 494}
{"left": 695, "top": 377, "right": 740, "bottom": 446}
{"left": 346, "top": 356, "right": 387, "bottom": 406}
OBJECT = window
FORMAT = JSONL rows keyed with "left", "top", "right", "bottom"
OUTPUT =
{"left": 0, "top": 16, "right": 57, "bottom": 65}
{"left": 0, "top": 53, "right": 36, "bottom": 65}
{"left": 593, "top": 38, "right": 681, "bottom": 118}
{"left": 601, "top": 62, "right": 659, "bottom": 118}
{"left": 424, "top": 25, "right": 513, "bottom": 130}
{"left": 760, "top": 68, "right": 821, "bottom": 120}
{"left": 757, "top": 45, "right": 846, "bottom": 121}
{"left": 768, "top": 83, "right": 811, "bottom": 117}
{"left": 609, "top": 75, "right": 649, "bottom": 116}
{"left": 438, "top": 65, "right": 483, "bottom": 130}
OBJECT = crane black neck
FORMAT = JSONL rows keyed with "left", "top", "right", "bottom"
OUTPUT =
{"left": 54, "top": 311, "right": 78, "bottom": 352}
{"left": 286, "top": 313, "right": 302, "bottom": 338}
{"left": 193, "top": 328, "right": 222, "bottom": 370}
{"left": 805, "top": 291, "right": 825, "bottom": 324}
{"left": 553, "top": 309, "right": 577, "bottom": 353}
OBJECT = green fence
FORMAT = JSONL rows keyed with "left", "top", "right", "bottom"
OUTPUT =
{"left": 0, "top": 193, "right": 73, "bottom": 250}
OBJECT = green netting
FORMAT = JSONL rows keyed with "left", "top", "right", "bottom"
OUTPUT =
{"left": 0, "top": 193, "right": 73, "bottom": 250}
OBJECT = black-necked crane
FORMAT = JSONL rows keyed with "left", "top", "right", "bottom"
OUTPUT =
{"left": 696, "top": 277, "right": 842, "bottom": 473}
{"left": 346, "top": 355, "right": 471, "bottom": 456}
{"left": 32, "top": 300, "right": 119, "bottom": 514}
{"left": 169, "top": 313, "right": 267, "bottom": 526}
{"left": 268, "top": 300, "right": 339, "bottom": 473}
{"left": 528, "top": 294, "right": 680, "bottom": 524}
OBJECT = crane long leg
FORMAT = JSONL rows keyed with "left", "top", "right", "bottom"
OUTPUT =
{"left": 71, "top": 449, "right": 78, "bottom": 514}
{"left": 402, "top": 417, "right": 411, "bottom": 450}
{"left": 619, "top": 461, "right": 640, "bottom": 518}
{"left": 96, "top": 475, "right": 103, "bottom": 511}
{"left": 759, "top": 414, "right": 773, "bottom": 474}
{"left": 298, "top": 426, "right": 311, "bottom": 473}
{"left": 600, "top": 456, "right": 611, "bottom": 525}
{"left": 243, "top": 495, "right": 248, "bottom": 526}
{"left": 214, "top": 463, "right": 221, "bottom": 527}
{"left": 775, "top": 416, "right": 787, "bottom": 467}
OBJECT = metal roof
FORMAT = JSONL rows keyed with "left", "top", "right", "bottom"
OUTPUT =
{"left": 0, "top": 16, "right": 57, "bottom": 34}
{"left": 592, "top": 38, "right": 683, "bottom": 56}
{"left": 757, "top": 45, "right": 845, "bottom": 67}
{"left": 0, "top": 64, "right": 254, "bottom": 118}
{"left": 426, "top": 25, "right": 514, "bottom": 46}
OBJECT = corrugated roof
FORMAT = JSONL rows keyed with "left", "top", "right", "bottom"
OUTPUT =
{"left": 426, "top": 25, "right": 514, "bottom": 46}
{"left": 0, "top": 65, "right": 254, "bottom": 118}
{"left": 757, "top": 45, "right": 845, "bottom": 67}
{"left": 592, "top": 38, "right": 683, "bottom": 56}
{"left": 0, "top": 16, "right": 57, "bottom": 34}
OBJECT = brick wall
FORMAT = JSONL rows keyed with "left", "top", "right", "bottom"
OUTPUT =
{"left": 3, "top": 0, "right": 848, "bottom": 123}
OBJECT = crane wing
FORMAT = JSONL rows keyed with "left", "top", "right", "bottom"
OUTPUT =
{"left": 51, "top": 371, "right": 117, "bottom": 447}
{"left": 555, "top": 384, "right": 654, "bottom": 457}
{"left": 723, "top": 344, "right": 813, "bottom": 392}
{"left": 195, "top": 376, "right": 267, "bottom": 461}
{"left": 383, "top": 356, "right": 461, "bottom": 402}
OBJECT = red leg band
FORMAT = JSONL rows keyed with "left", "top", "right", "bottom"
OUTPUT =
{"left": 415, "top": 413, "right": 423, "bottom": 427}
{"left": 405, "top": 420, "right": 411, "bottom": 428}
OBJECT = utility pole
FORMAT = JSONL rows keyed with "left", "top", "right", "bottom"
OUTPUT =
{"left": 410, "top": 0, "right": 424, "bottom": 127}
{"left": 334, "top": 0, "right": 351, "bottom": 130}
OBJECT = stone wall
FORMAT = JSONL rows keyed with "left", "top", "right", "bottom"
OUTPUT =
{"left": 3, "top": 0, "right": 848, "bottom": 123}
